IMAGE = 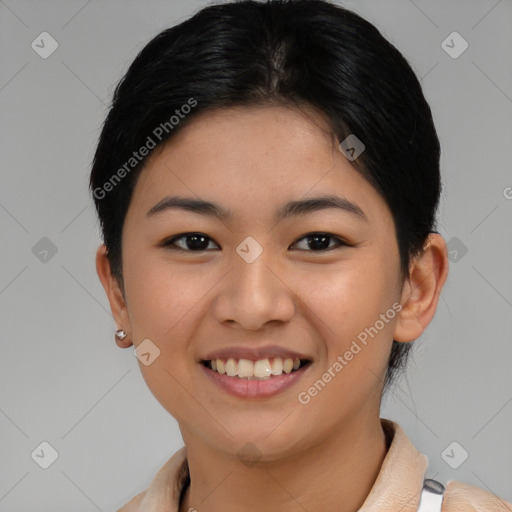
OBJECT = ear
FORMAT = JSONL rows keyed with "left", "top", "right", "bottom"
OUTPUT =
{"left": 393, "top": 233, "right": 449, "bottom": 343}
{"left": 95, "top": 244, "right": 133, "bottom": 348}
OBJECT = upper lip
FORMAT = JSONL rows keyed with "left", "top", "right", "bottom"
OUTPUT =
{"left": 201, "top": 345, "right": 313, "bottom": 362}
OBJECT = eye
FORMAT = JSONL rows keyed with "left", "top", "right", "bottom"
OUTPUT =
{"left": 162, "top": 232, "right": 220, "bottom": 251}
{"left": 161, "top": 232, "right": 348, "bottom": 252}
{"left": 290, "top": 232, "right": 348, "bottom": 251}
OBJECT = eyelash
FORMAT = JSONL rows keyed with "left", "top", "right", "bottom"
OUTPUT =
{"left": 161, "top": 232, "right": 350, "bottom": 252}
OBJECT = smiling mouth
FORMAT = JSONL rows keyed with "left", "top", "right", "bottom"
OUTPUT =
{"left": 201, "top": 357, "right": 311, "bottom": 380}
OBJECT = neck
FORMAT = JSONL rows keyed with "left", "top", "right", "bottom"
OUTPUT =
{"left": 179, "top": 415, "right": 389, "bottom": 512}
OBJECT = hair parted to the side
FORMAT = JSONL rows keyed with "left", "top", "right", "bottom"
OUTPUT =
{"left": 89, "top": 0, "right": 442, "bottom": 392}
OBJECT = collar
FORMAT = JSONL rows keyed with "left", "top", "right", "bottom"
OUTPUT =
{"left": 135, "top": 418, "right": 429, "bottom": 512}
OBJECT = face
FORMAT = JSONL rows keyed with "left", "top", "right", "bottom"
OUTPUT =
{"left": 107, "top": 105, "right": 409, "bottom": 459}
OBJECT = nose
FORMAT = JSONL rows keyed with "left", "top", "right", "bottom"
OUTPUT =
{"left": 212, "top": 247, "right": 296, "bottom": 331}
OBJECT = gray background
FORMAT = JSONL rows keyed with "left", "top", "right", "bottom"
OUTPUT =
{"left": 0, "top": 0, "right": 511, "bottom": 510}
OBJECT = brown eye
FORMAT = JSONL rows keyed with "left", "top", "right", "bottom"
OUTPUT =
{"left": 291, "top": 233, "right": 347, "bottom": 251}
{"left": 163, "top": 233, "right": 219, "bottom": 251}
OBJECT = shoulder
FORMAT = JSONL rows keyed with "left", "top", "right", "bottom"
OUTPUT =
{"left": 116, "top": 490, "right": 146, "bottom": 512}
{"left": 115, "top": 446, "right": 188, "bottom": 512}
{"left": 442, "top": 479, "right": 512, "bottom": 511}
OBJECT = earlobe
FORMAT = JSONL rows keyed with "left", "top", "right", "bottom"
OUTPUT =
{"left": 95, "top": 244, "right": 133, "bottom": 348}
{"left": 393, "top": 233, "right": 449, "bottom": 343}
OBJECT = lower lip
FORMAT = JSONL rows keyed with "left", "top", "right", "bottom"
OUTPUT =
{"left": 199, "top": 362, "right": 311, "bottom": 398}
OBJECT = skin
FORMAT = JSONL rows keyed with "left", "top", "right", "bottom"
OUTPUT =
{"left": 96, "top": 104, "right": 448, "bottom": 512}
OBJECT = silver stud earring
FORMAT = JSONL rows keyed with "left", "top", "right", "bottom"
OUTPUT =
{"left": 115, "top": 329, "right": 127, "bottom": 340}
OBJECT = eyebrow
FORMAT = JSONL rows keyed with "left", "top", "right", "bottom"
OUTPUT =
{"left": 146, "top": 195, "right": 368, "bottom": 222}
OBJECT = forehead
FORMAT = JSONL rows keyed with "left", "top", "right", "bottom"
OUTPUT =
{"left": 144, "top": 104, "right": 336, "bottom": 175}
{"left": 129, "top": 105, "right": 392, "bottom": 228}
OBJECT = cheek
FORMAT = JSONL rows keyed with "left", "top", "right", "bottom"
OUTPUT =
{"left": 311, "top": 254, "right": 393, "bottom": 311}
{"left": 121, "top": 250, "right": 206, "bottom": 418}
{"left": 298, "top": 251, "right": 399, "bottom": 360}
{"left": 295, "top": 257, "right": 399, "bottom": 412}
{"left": 122, "top": 246, "right": 202, "bottom": 340}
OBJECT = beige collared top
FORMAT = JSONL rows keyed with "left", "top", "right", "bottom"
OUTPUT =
{"left": 117, "top": 419, "right": 511, "bottom": 512}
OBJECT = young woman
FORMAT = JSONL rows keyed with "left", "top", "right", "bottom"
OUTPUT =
{"left": 90, "top": 1, "right": 511, "bottom": 510}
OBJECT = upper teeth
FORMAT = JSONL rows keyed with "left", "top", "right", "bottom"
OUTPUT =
{"left": 209, "top": 357, "right": 302, "bottom": 379}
